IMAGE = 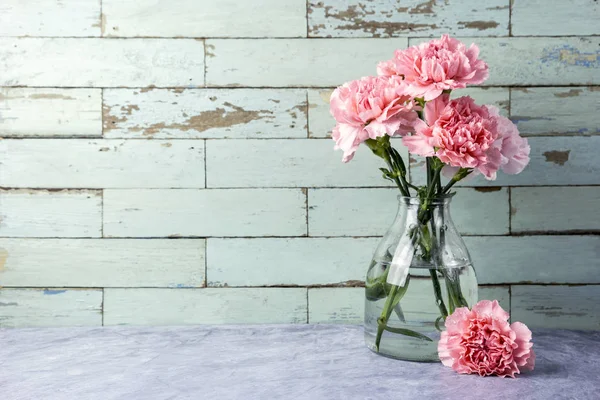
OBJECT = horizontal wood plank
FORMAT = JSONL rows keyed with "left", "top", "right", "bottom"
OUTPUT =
{"left": 0, "top": 289, "right": 102, "bottom": 328}
{"left": 0, "top": 0, "right": 100, "bottom": 37}
{"left": 103, "top": 88, "right": 307, "bottom": 139}
{"left": 512, "top": 0, "right": 600, "bottom": 36}
{"left": 410, "top": 136, "right": 600, "bottom": 186}
{"left": 308, "top": 0, "right": 509, "bottom": 37}
{"left": 511, "top": 87, "right": 600, "bottom": 136}
{"left": 308, "top": 187, "right": 509, "bottom": 236}
{"left": 207, "top": 238, "right": 379, "bottom": 286}
{"left": 103, "top": 288, "right": 308, "bottom": 325}
{"left": 0, "top": 38, "right": 204, "bottom": 87}
{"left": 465, "top": 236, "right": 600, "bottom": 284}
{"left": 102, "top": 0, "right": 306, "bottom": 37}
{"left": 0, "top": 88, "right": 102, "bottom": 138}
{"left": 206, "top": 139, "right": 396, "bottom": 187}
{"left": 206, "top": 38, "right": 407, "bottom": 87}
{"left": 103, "top": 189, "right": 307, "bottom": 237}
{"left": 307, "top": 286, "right": 510, "bottom": 324}
{"left": 0, "top": 190, "right": 102, "bottom": 238}
{"left": 408, "top": 37, "right": 600, "bottom": 86}
{"left": 0, "top": 239, "right": 205, "bottom": 287}
{"left": 511, "top": 285, "right": 600, "bottom": 330}
{"left": 0, "top": 139, "right": 205, "bottom": 188}
{"left": 511, "top": 187, "right": 600, "bottom": 233}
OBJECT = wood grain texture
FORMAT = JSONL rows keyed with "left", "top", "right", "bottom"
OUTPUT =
{"left": 103, "top": 189, "right": 307, "bottom": 237}
{"left": 408, "top": 37, "right": 600, "bottom": 86}
{"left": 512, "top": 0, "right": 600, "bottom": 36}
{"left": 102, "top": 0, "right": 306, "bottom": 38}
{"left": 103, "top": 88, "right": 307, "bottom": 139}
{"left": 0, "top": 38, "right": 204, "bottom": 87}
{"left": 308, "top": 87, "right": 509, "bottom": 139}
{"left": 308, "top": 0, "right": 509, "bottom": 37}
{"left": 0, "top": 239, "right": 205, "bottom": 287}
{"left": 511, "top": 187, "right": 600, "bottom": 233}
{"left": 205, "top": 38, "right": 407, "bottom": 87}
{"left": 308, "top": 188, "right": 509, "bottom": 236}
{"left": 410, "top": 136, "right": 600, "bottom": 187}
{"left": 0, "top": 139, "right": 205, "bottom": 189}
{"left": 307, "top": 286, "right": 510, "bottom": 324}
{"left": 465, "top": 236, "right": 600, "bottom": 284}
{"left": 103, "top": 288, "right": 308, "bottom": 325}
{"left": 0, "top": 0, "right": 100, "bottom": 37}
{"left": 511, "top": 285, "right": 600, "bottom": 330}
{"left": 0, "top": 190, "right": 102, "bottom": 238}
{"left": 206, "top": 139, "right": 397, "bottom": 187}
{"left": 0, "top": 289, "right": 102, "bottom": 328}
{"left": 0, "top": 88, "right": 102, "bottom": 138}
{"left": 511, "top": 87, "right": 600, "bottom": 136}
{"left": 207, "top": 238, "right": 379, "bottom": 286}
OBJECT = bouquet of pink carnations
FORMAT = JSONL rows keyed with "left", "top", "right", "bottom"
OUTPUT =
{"left": 329, "top": 35, "right": 534, "bottom": 376}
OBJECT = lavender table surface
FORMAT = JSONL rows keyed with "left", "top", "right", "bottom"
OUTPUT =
{"left": 1, "top": 325, "right": 598, "bottom": 400}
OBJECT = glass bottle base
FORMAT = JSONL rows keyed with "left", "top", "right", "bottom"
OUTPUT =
{"left": 364, "top": 330, "right": 440, "bottom": 362}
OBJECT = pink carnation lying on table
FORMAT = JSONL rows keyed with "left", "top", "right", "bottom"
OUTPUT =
{"left": 438, "top": 300, "right": 535, "bottom": 378}
{"left": 329, "top": 75, "right": 419, "bottom": 162}
{"left": 378, "top": 34, "right": 489, "bottom": 101}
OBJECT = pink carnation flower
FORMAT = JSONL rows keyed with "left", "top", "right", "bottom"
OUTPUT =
{"left": 378, "top": 35, "right": 489, "bottom": 101}
{"left": 403, "top": 96, "right": 530, "bottom": 180}
{"left": 438, "top": 300, "right": 535, "bottom": 378}
{"left": 330, "top": 75, "right": 419, "bottom": 162}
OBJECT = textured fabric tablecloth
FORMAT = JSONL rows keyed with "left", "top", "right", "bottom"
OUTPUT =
{"left": 1, "top": 325, "right": 598, "bottom": 400}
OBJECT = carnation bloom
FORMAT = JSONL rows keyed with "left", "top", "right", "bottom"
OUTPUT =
{"left": 330, "top": 75, "right": 419, "bottom": 162}
{"left": 403, "top": 96, "right": 530, "bottom": 180}
{"left": 377, "top": 35, "right": 489, "bottom": 101}
{"left": 438, "top": 300, "right": 535, "bottom": 378}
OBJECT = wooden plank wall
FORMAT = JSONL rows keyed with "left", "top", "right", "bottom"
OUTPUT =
{"left": 0, "top": 0, "right": 598, "bottom": 329}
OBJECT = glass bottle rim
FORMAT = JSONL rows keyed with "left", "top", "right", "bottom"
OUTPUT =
{"left": 397, "top": 193, "right": 454, "bottom": 205}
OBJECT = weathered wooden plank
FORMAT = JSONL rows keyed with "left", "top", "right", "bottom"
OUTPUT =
{"left": 410, "top": 136, "right": 600, "bottom": 186}
{"left": 465, "top": 236, "right": 600, "bottom": 284}
{"left": 407, "top": 37, "right": 599, "bottom": 86}
{"left": 0, "top": 190, "right": 102, "bottom": 238}
{"left": 0, "top": 88, "right": 102, "bottom": 138}
{"left": 207, "top": 238, "right": 379, "bottom": 286}
{"left": 0, "top": 289, "right": 102, "bottom": 328}
{"left": 308, "top": 187, "right": 509, "bottom": 236}
{"left": 308, "top": 288, "right": 363, "bottom": 324}
{"left": 0, "top": 139, "right": 205, "bottom": 189}
{"left": 0, "top": 38, "right": 204, "bottom": 87}
{"left": 103, "top": 288, "right": 308, "bottom": 325}
{"left": 307, "top": 286, "right": 509, "bottom": 324}
{"left": 0, "top": 0, "right": 100, "bottom": 37}
{"left": 103, "top": 0, "right": 306, "bottom": 38}
{"left": 103, "top": 89, "right": 307, "bottom": 139}
{"left": 206, "top": 139, "right": 398, "bottom": 187}
{"left": 512, "top": 0, "right": 600, "bottom": 36}
{"left": 308, "top": 0, "right": 509, "bottom": 38}
{"left": 512, "top": 187, "right": 600, "bottom": 233}
{"left": 0, "top": 239, "right": 205, "bottom": 287}
{"left": 206, "top": 39, "right": 407, "bottom": 87}
{"left": 511, "top": 87, "right": 600, "bottom": 136}
{"left": 103, "top": 189, "right": 307, "bottom": 237}
{"left": 308, "top": 87, "right": 509, "bottom": 139}
{"left": 511, "top": 285, "right": 600, "bottom": 330}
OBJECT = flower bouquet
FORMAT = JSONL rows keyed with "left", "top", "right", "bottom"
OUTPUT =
{"left": 329, "top": 35, "right": 534, "bottom": 373}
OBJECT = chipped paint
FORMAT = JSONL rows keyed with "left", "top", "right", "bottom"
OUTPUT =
{"left": 28, "top": 93, "right": 76, "bottom": 100}
{"left": 206, "top": 44, "right": 215, "bottom": 58}
{"left": 0, "top": 302, "right": 18, "bottom": 306}
{"left": 0, "top": 248, "right": 8, "bottom": 272}
{"left": 542, "top": 45, "right": 600, "bottom": 68}
{"left": 161, "top": 143, "right": 172, "bottom": 148}
{"left": 543, "top": 150, "right": 571, "bottom": 166}
{"left": 458, "top": 20, "right": 499, "bottom": 30}
{"left": 554, "top": 89, "right": 583, "bottom": 98}
{"left": 43, "top": 289, "right": 67, "bottom": 296}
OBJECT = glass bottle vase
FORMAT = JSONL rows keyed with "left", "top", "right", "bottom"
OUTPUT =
{"left": 364, "top": 195, "right": 478, "bottom": 361}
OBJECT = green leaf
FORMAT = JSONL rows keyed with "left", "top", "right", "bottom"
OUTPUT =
{"left": 380, "top": 325, "right": 433, "bottom": 342}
